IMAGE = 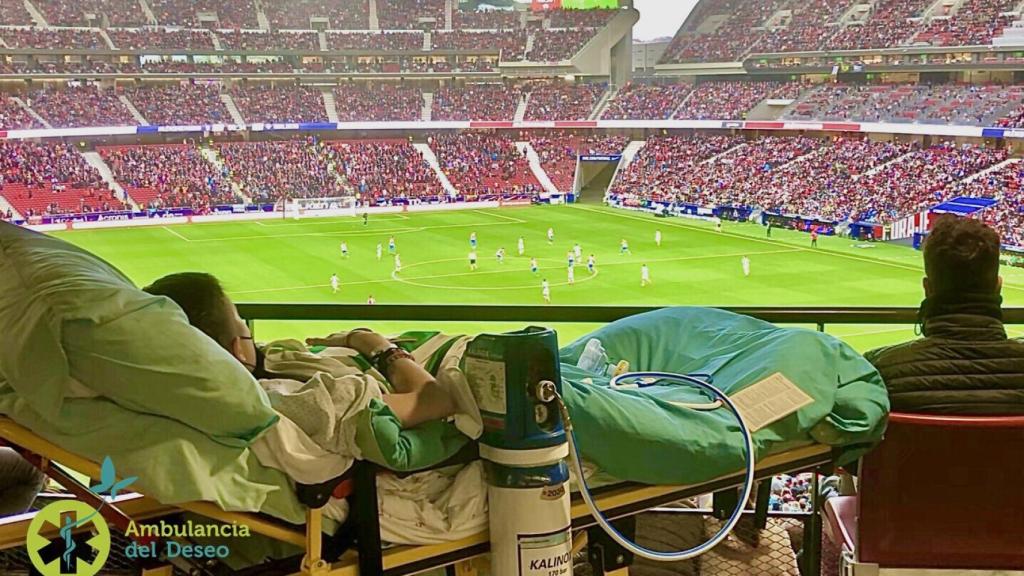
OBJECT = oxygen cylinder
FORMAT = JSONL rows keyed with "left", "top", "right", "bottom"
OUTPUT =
{"left": 463, "top": 327, "right": 573, "bottom": 576}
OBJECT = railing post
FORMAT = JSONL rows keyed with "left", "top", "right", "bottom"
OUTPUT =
{"left": 817, "top": 322, "right": 825, "bottom": 333}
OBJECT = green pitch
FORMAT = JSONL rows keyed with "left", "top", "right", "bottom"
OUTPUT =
{"left": 53, "top": 205, "right": 1024, "bottom": 352}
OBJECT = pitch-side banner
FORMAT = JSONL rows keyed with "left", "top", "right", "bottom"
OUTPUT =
{"left": 531, "top": 0, "right": 561, "bottom": 10}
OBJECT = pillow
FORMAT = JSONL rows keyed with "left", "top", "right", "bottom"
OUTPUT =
{"left": 0, "top": 222, "right": 277, "bottom": 446}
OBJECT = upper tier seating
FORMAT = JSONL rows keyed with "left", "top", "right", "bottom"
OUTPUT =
{"left": 27, "top": 86, "right": 136, "bottom": 128}
{"left": 602, "top": 83, "right": 693, "bottom": 120}
{"left": 230, "top": 85, "right": 328, "bottom": 124}
{"left": 148, "top": 0, "right": 258, "bottom": 28}
{"left": 376, "top": 0, "right": 445, "bottom": 30}
{"left": 34, "top": 0, "right": 148, "bottom": 26}
{"left": 0, "top": 97, "right": 43, "bottom": 130}
{"left": 107, "top": 29, "right": 215, "bottom": 50}
{"left": 525, "top": 83, "right": 606, "bottom": 121}
{"left": 433, "top": 84, "right": 521, "bottom": 121}
{"left": 264, "top": 0, "right": 369, "bottom": 30}
{"left": 333, "top": 84, "right": 422, "bottom": 121}
{"left": 676, "top": 81, "right": 803, "bottom": 120}
{"left": 124, "top": 84, "right": 232, "bottom": 126}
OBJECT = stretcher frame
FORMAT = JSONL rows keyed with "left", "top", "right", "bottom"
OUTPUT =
{"left": 0, "top": 416, "right": 834, "bottom": 576}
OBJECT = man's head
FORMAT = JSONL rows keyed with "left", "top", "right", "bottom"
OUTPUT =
{"left": 144, "top": 273, "right": 257, "bottom": 371}
{"left": 923, "top": 216, "right": 1002, "bottom": 298}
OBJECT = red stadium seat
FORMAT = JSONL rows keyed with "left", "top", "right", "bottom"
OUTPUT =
{"left": 824, "top": 412, "right": 1024, "bottom": 574}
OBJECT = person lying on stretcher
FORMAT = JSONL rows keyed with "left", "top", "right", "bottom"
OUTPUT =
{"left": 144, "top": 272, "right": 480, "bottom": 474}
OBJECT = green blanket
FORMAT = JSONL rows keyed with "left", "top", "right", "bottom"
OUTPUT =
{"left": 558, "top": 307, "right": 890, "bottom": 485}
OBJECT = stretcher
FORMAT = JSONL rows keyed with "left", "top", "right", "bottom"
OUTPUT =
{"left": 0, "top": 416, "right": 834, "bottom": 576}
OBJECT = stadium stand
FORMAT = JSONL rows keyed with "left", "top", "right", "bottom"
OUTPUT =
{"left": 26, "top": 85, "right": 136, "bottom": 128}
{"left": 327, "top": 31, "right": 424, "bottom": 51}
{"left": 333, "top": 84, "right": 422, "bottom": 121}
{"left": 140, "top": 60, "right": 296, "bottom": 73}
{"left": 0, "top": 1, "right": 33, "bottom": 25}
{"left": 676, "top": 81, "right": 803, "bottom": 120}
{"left": 915, "top": 0, "right": 1019, "bottom": 46}
{"left": 828, "top": 0, "right": 930, "bottom": 50}
{"left": 432, "top": 84, "right": 521, "bottom": 121}
{"left": 33, "top": 0, "right": 149, "bottom": 26}
{"left": 217, "top": 139, "right": 346, "bottom": 202}
{"left": 524, "top": 82, "right": 607, "bottom": 121}
{"left": 98, "top": 144, "right": 237, "bottom": 211}
{"left": 330, "top": 139, "right": 443, "bottom": 204}
{"left": 216, "top": 31, "right": 320, "bottom": 51}
{"left": 529, "top": 133, "right": 629, "bottom": 192}
{"left": 147, "top": 0, "right": 259, "bottom": 28}
{"left": 452, "top": 8, "right": 519, "bottom": 30}
{"left": 230, "top": 85, "right": 328, "bottom": 124}
{"left": 124, "top": 84, "right": 232, "bottom": 126}
{"left": 432, "top": 132, "right": 541, "bottom": 198}
{"left": 784, "top": 83, "right": 1024, "bottom": 126}
{"left": 0, "top": 28, "right": 106, "bottom": 49}
{"left": 609, "top": 134, "right": 747, "bottom": 204}
{"left": 0, "top": 141, "right": 121, "bottom": 218}
{"left": 264, "top": 0, "right": 369, "bottom": 30}
{"left": 376, "top": 0, "right": 445, "bottom": 30}
{"left": 107, "top": 29, "right": 215, "bottom": 50}
{"left": 969, "top": 162, "right": 1024, "bottom": 246}
{"left": 601, "top": 82, "right": 692, "bottom": 120}
{"left": 528, "top": 29, "right": 597, "bottom": 62}
{"left": 432, "top": 31, "right": 528, "bottom": 60}
{"left": 659, "top": 0, "right": 785, "bottom": 63}
{"left": 751, "top": 0, "right": 850, "bottom": 53}
{"left": 0, "top": 97, "right": 43, "bottom": 130}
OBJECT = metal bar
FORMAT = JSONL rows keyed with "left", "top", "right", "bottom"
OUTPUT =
{"left": 647, "top": 507, "right": 813, "bottom": 520}
{"left": 235, "top": 304, "right": 990, "bottom": 325}
{"left": 802, "top": 469, "right": 823, "bottom": 576}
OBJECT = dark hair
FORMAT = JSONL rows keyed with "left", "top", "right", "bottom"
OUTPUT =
{"left": 923, "top": 216, "right": 1001, "bottom": 295}
{"left": 144, "top": 272, "right": 237, "bottom": 348}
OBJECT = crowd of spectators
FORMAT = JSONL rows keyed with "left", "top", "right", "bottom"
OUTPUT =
{"left": 99, "top": 144, "right": 236, "bottom": 211}
{"left": 785, "top": 83, "right": 1024, "bottom": 126}
{"left": 108, "top": 29, "right": 214, "bottom": 50}
{"left": 610, "top": 134, "right": 1008, "bottom": 225}
{"left": 769, "top": 474, "right": 815, "bottom": 513}
{"left": 432, "top": 31, "right": 527, "bottom": 60}
{"left": 524, "top": 82, "right": 606, "bottom": 121}
{"left": 0, "top": 141, "right": 120, "bottom": 217}
{"left": 217, "top": 138, "right": 346, "bottom": 202}
{"left": 140, "top": 59, "right": 296, "bottom": 73}
{"left": 34, "top": 0, "right": 147, "bottom": 26}
{"left": 453, "top": 9, "right": 519, "bottom": 30}
{"left": 0, "top": 97, "right": 42, "bottom": 130}
{"left": 376, "top": 0, "right": 445, "bottom": 30}
{"left": 549, "top": 9, "right": 618, "bottom": 29}
{"left": 752, "top": 0, "right": 848, "bottom": 53}
{"left": 828, "top": 0, "right": 928, "bottom": 50}
{"left": 1, "top": 28, "right": 106, "bottom": 50}
{"left": 333, "top": 83, "right": 422, "bottom": 121}
{"left": 433, "top": 84, "right": 521, "bottom": 121}
{"left": 218, "top": 31, "right": 320, "bottom": 52}
{"left": 231, "top": 85, "right": 327, "bottom": 124}
{"left": 330, "top": 139, "right": 441, "bottom": 204}
{"left": 529, "top": 132, "right": 628, "bottom": 192}
{"left": 916, "top": 0, "right": 1018, "bottom": 46}
{"left": 609, "top": 134, "right": 746, "bottom": 204}
{"left": 966, "top": 162, "right": 1024, "bottom": 246}
{"left": 676, "top": 81, "right": 803, "bottom": 120}
{"left": 527, "top": 29, "right": 597, "bottom": 62}
{"left": 124, "top": 83, "right": 232, "bottom": 125}
{"left": 0, "top": 1, "right": 32, "bottom": 25}
{"left": 659, "top": 0, "right": 784, "bottom": 63}
{"left": 431, "top": 131, "right": 541, "bottom": 198}
{"left": 27, "top": 85, "right": 136, "bottom": 127}
{"left": 601, "top": 82, "right": 692, "bottom": 120}
{"left": 328, "top": 31, "right": 423, "bottom": 51}
{"left": 264, "top": 0, "right": 368, "bottom": 30}
{"left": 148, "top": 0, "right": 258, "bottom": 28}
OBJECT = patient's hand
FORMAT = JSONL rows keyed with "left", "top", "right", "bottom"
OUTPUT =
{"left": 306, "top": 330, "right": 391, "bottom": 358}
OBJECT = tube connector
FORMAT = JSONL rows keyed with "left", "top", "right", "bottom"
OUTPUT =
{"left": 536, "top": 380, "right": 557, "bottom": 403}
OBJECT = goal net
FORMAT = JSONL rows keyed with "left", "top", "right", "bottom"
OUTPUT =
{"left": 277, "top": 196, "right": 358, "bottom": 220}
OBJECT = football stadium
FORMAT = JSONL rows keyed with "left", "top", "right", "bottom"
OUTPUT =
{"left": 0, "top": 0, "right": 1022, "bottom": 575}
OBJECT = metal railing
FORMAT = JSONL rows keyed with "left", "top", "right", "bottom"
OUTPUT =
{"left": 237, "top": 304, "right": 1024, "bottom": 334}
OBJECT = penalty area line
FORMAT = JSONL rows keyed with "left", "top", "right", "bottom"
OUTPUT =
{"left": 162, "top": 226, "right": 191, "bottom": 242}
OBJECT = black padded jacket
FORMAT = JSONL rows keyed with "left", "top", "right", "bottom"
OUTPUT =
{"left": 864, "top": 307, "right": 1024, "bottom": 415}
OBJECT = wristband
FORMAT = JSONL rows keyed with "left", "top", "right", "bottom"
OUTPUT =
{"left": 374, "top": 347, "right": 413, "bottom": 377}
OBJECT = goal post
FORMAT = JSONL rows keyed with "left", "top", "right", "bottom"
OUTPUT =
{"left": 276, "top": 196, "right": 358, "bottom": 220}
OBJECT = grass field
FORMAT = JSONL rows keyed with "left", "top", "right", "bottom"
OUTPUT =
{"left": 54, "top": 205, "right": 1024, "bottom": 351}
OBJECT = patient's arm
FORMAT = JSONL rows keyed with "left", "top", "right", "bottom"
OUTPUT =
{"left": 307, "top": 331, "right": 456, "bottom": 428}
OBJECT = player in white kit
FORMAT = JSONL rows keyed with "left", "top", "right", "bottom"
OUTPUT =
{"left": 542, "top": 279, "right": 551, "bottom": 303}
{"left": 393, "top": 254, "right": 402, "bottom": 274}
{"left": 517, "top": 237, "right": 525, "bottom": 256}
{"left": 340, "top": 241, "right": 349, "bottom": 258}
{"left": 573, "top": 243, "right": 582, "bottom": 260}
{"left": 469, "top": 250, "right": 478, "bottom": 270}
{"left": 641, "top": 264, "right": 651, "bottom": 287}
{"left": 330, "top": 273, "right": 340, "bottom": 293}
{"left": 655, "top": 230, "right": 662, "bottom": 247}
{"left": 567, "top": 265, "right": 575, "bottom": 285}
{"left": 376, "top": 243, "right": 383, "bottom": 261}
{"left": 547, "top": 227, "right": 555, "bottom": 244}
{"left": 742, "top": 256, "right": 751, "bottom": 277}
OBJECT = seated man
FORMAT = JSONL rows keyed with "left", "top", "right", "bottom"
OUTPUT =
{"left": 144, "top": 273, "right": 476, "bottom": 464}
{"left": 864, "top": 216, "right": 1024, "bottom": 414}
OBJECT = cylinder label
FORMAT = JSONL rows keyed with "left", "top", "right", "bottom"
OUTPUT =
{"left": 518, "top": 528, "right": 572, "bottom": 576}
